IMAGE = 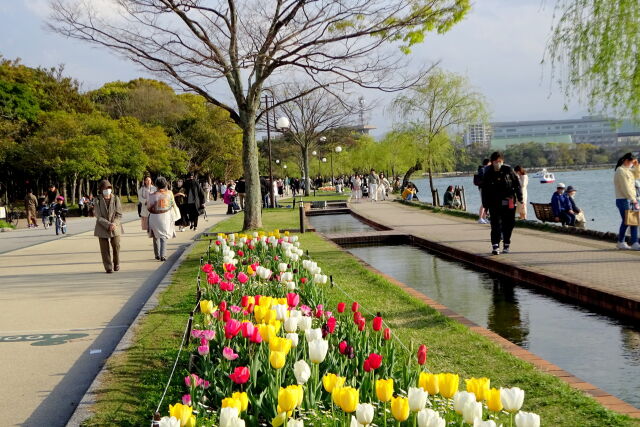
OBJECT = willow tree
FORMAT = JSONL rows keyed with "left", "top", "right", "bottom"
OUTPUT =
{"left": 390, "top": 68, "right": 487, "bottom": 204}
{"left": 547, "top": 0, "right": 640, "bottom": 119}
{"left": 49, "top": 0, "right": 470, "bottom": 229}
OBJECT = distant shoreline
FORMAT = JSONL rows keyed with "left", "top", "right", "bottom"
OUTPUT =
{"left": 426, "top": 163, "right": 614, "bottom": 178}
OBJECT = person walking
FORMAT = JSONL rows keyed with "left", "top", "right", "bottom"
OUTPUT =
{"left": 173, "top": 178, "right": 188, "bottom": 232}
{"left": 614, "top": 153, "right": 640, "bottom": 250}
{"left": 236, "top": 177, "right": 246, "bottom": 210}
{"left": 353, "top": 175, "right": 362, "bottom": 203}
{"left": 24, "top": 189, "right": 38, "bottom": 228}
{"left": 474, "top": 158, "right": 491, "bottom": 224}
{"left": 94, "top": 179, "right": 122, "bottom": 273}
{"left": 137, "top": 176, "right": 156, "bottom": 231}
{"left": 481, "top": 152, "right": 523, "bottom": 255}
{"left": 514, "top": 165, "right": 528, "bottom": 220}
{"left": 147, "top": 177, "right": 180, "bottom": 261}
{"left": 203, "top": 181, "right": 212, "bottom": 202}
{"left": 184, "top": 172, "right": 205, "bottom": 231}
{"left": 368, "top": 169, "right": 379, "bottom": 202}
{"left": 378, "top": 173, "right": 390, "bottom": 201}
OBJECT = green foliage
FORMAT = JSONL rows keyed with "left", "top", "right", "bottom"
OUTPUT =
{"left": 547, "top": 0, "right": 640, "bottom": 119}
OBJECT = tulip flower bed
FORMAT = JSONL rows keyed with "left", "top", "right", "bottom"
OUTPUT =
{"left": 156, "top": 230, "right": 543, "bottom": 427}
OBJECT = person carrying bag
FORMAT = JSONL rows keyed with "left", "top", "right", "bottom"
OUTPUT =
{"left": 614, "top": 153, "right": 640, "bottom": 250}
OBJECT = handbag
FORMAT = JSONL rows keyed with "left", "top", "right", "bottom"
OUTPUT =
{"left": 624, "top": 209, "right": 640, "bottom": 226}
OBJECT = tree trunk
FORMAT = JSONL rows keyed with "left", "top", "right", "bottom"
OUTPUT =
{"left": 71, "top": 173, "right": 78, "bottom": 206}
{"left": 62, "top": 177, "right": 68, "bottom": 200}
{"left": 125, "top": 178, "right": 132, "bottom": 203}
{"left": 240, "top": 110, "right": 263, "bottom": 230}
{"left": 302, "top": 145, "right": 311, "bottom": 197}
{"left": 401, "top": 160, "right": 422, "bottom": 190}
{"left": 428, "top": 166, "right": 436, "bottom": 205}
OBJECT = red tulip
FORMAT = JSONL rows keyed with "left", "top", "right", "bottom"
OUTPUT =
{"left": 287, "top": 293, "right": 300, "bottom": 308}
{"left": 372, "top": 315, "right": 383, "bottom": 331}
{"left": 237, "top": 250, "right": 244, "bottom": 257}
{"left": 219, "top": 301, "right": 228, "bottom": 311}
{"left": 207, "top": 273, "right": 220, "bottom": 285}
{"left": 215, "top": 240, "right": 221, "bottom": 246}
{"left": 339, "top": 340, "right": 348, "bottom": 355}
{"left": 357, "top": 318, "right": 366, "bottom": 331}
{"left": 224, "top": 319, "right": 242, "bottom": 339}
{"left": 363, "top": 359, "right": 372, "bottom": 372}
{"left": 241, "top": 322, "right": 255, "bottom": 338}
{"left": 417, "top": 344, "right": 428, "bottom": 365}
{"left": 315, "top": 307, "right": 324, "bottom": 318}
{"left": 224, "top": 263, "right": 236, "bottom": 272}
{"left": 202, "top": 264, "right": 213, "bottom": 273}
{"left": 368, "top": 353, "right": 383, "bottom": 370}
{"left": 223, "top": 310, "right": 231, "bottom": 322}
{"left": 254, "top": 294, "right": 262, "bottom": 305}
{"left": 241, "top": 295, "right": 251, "bottom": 307}
{"left": 249, "top": 327, "right": 263, "bottom": 343}
{"left": 327, "top": 317, "right": 336, "bottom": 333}
{"left": 229, "top": 366, "right": 250, "bottom": 384}
{"left": 353, "top": 311, "right": 362, "bottom": 324}
{"left": 337, "top": 302, "right": 346, "bottom": 313}
{"left": 351, "top": 302, "right": 359, "bottom": 312}
{"left": 383, "top": 327, "right": 391, "bottom": 340}
{"left": 237, "top": 272, "right": 249, "bottom": 284}
{"left": 300, "top": 277, "right": 308, "bottom": 284}
{"left": 224, "top": 272, "right": 235, "bottom": 281}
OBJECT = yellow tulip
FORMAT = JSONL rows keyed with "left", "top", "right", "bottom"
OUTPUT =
{"left": 375, "top": 378, "right": 394, "bottom": 402}
{"left": 323, "top": 373, "right": 346, "bottom": 393}
{"left": 264, "top": 309, "right": 278, "bottom": 324}
{"left": 269, "top": 336, "right": 292, "bottom": 354}
{"left": 270, "top": 350, "right": 286, "bottom": 369}
{"left": 278, "top": 386, "right": 298, "bottom": 412}
{"left": 418, "top": 372, "right": 439, "bottom": 395}
{"left": 254, "top": 305, "right": 269, "bottom": 323}
{"left": 486, "top": 388, "right": 503, "bottom": 412}
{"left": 232, "top": 391, "right": 249, "bottom": 412}
{"left": 332, "top": 386, "right": 343, "bottom": 406}
{"left": 247, "top": 265, "right": 255, "bottom": 275}
{"left": 259, "top": 324, "right": 277, "bottom": 343}
{"left": 169, "top": 402, "right": 194, "bottom": 427}
{"left": 466, "top": 377, "right": 490, "bottom": 401}
{"left": 184, "top": 415, "right": 195, "bottom": 427}
{"left": 390, "top": 396, "right": 410, "bottom": 421}
{"left": 336, "top": 386, "right": 359, "bottom": 413}
{"left": 271, "top": 412, "right": 287, "bottom": 427}
{"left": 221, "top": 397, "right": 242, "bottom": 413}
{"left": 277, "top": 297, "right": 287, "bottom": 305}
{"left": 437, "top": 373, "right": 459, "bottom": 398}
{"left": 259, "top": 296, "right": 273, "bottom": 308}
{"left": 288, "top": 384, "right": 304, "bottom": 407}
{"left": 199, "top": 300, "right": 215, "bottom": 315}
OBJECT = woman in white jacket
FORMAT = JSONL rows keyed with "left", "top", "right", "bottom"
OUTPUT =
{"left": 514, "top": 166, "right": 528, "bottom": 219}
{"left": 147, "top": 177, "right": 181, "bottom": 261}
{"left": 613, "top": 153, "right": 640, "bottom": 250}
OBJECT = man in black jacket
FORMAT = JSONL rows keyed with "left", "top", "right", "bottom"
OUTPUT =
{"left": 481, "top": 152, "right": 523, "bottom": 255}
{"left": 236, "top": 177, "right": 246, "bottom": 210}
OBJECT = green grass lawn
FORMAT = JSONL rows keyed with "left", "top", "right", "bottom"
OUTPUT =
{"left": 82, "top": 209, "right": 638, "bottom": 426}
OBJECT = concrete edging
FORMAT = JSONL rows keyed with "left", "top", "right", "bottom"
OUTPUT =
{"left": 317, "top": 232, "right": 640, "bottom": 418}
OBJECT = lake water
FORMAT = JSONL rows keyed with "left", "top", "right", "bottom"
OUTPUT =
{"left": 413, "top": 169, "right": 620, "bottom": 233}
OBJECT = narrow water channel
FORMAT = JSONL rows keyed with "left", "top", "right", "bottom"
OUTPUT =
{"left": 308, "top": 213, "right": 377, "bottom": 234}
{"left": 309, "top": 215, "right": 640, "bottom": 408}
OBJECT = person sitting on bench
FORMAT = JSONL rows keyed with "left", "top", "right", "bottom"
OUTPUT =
{"left": 551, "top": 183, "right": 575, "bottom": 226}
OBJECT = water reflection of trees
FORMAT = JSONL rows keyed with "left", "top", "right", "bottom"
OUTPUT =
{"left": 621, "top": 327, "right": 640, "bottom": 364}
{"left": 487, "top": 278, "right": 530, "bottom": 347}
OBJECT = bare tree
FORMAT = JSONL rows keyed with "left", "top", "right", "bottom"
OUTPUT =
{"left": 265, "top": 82, "right": 359, "bottom": 196}
{"left": 49, "top": 0, "right": 470, "bottom": 229}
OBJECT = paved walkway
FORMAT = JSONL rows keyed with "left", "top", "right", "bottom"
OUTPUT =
{"left": 0, "top": 202, "right": 227, "bottom": 427}
{"left": 349, "top": 201, "right": 640, "bottom": 304}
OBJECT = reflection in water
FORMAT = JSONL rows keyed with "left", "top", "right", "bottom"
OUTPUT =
{"left": 487, "top": 278, "right": 529, "bottom": 347}
{"left": 309, "top": 214, "right": 375, "bottom": 234}
{"left": 345, "top": 243, "right": 640, "bottom": 407}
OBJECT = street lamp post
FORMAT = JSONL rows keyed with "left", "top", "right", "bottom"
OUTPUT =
{"left": 311, "top": 150, "right": 317, "bottom": 197}
{"left": 263, "top": 95, "right": 276, "bottom": 208}
{"left": 331, "top": 146, "right": 342, "bottom": 192}
{"left": 273, "top": 116, "right": 290, "bottom": 208}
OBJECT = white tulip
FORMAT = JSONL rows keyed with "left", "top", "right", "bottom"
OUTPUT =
{"left": 453, "top": 391, "right": 476, "bottom": 414}
{"left": 219, "top": 407, "right": 240, "bottom": 427}
{"left": 350, "top": 415, "right": 363, "bottom": 427}
{"left": 286, "top": 281, "right": 297, "bottom": 291}
{"left": 288, "top": 420, "right": 304, "bottom": 427}
{"left": 408, "top": 387, "right": 429, "bottom": 412}
{"left": 291, "top": 235, "right": 299, "bottom": 242}
{"left": 293, "top": 359, "right": 311, "bottom": 384}
{"left": 473, "top": 420, "right": 497, "bottom": 427}
{"left": 355, "top": 403, "right": 374, "bottom": 425}
{"left": 286, "top": 332, "right": 299, "bottom": 347}
{"left": 281, "top": 272, "right": 294, "bottom": 282}
{"left": 417, "top": 409, "right": 445, "bottom": 427}
{"left": 284, "top": 316, "right": 298, "bottom": 333}
{"left": 305, "top": 327, "right": 322, "bottom": 342}
{"left": 500, "top": 387, "right": 525, "bottom": 413}
{"left": 290, "top": 253, "right": 300, "bottom": 262}
{"left": 298, "top": 316, "right": 312, "bottom": 331}
{"left": 515, "top": 411, "right": 540, "bottom": 427}
{"left": 462, "top": 400, "right": 483, "bottom": 425}
{"left": 275, "top": 304, "right": 288, "bottom": 320}
{"left": 158, "top": 416, "right": 180, "bottom": 427}
{"left": 313, "top": 273, "right": 328, "bottom": 284}
{"left": 308, "top": 338, "right": 328, "bottom": 363}
{"left": 289, "top": 309, "right": 302, "bottom": 319}
{"left": 279, "top": 262, "right": 289, "bottom": 272}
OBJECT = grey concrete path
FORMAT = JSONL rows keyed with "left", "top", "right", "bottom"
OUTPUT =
{"left": 350, "top": 201, "right": 640, "bottom": 303}
{"left": 0, "top": 202, "right": 228, "bottom": 427}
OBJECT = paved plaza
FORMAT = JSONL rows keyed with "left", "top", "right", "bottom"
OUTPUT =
{"left": 350, "top": 201, "right": 640, "bottom": 304}
{"left": 0, "top": 202, "right": 226, "bottom": 426}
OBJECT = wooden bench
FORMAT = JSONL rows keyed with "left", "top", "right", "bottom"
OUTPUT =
{"left": 530, "top": 202, "right": 563, "bottom": 224}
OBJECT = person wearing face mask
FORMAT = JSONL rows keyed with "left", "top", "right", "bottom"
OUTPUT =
{"left": 94, "top": 179, "right": 122, "bottom": 273}
{"left": 480, "top": 151, "right": 523, "bottom": 255}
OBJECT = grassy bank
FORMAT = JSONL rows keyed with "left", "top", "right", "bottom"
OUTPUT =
{"left": 83, "top": 209, "right": 636, "bottom": 426}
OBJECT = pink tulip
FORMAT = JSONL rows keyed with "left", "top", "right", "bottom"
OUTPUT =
{"left": 224, "top": 272, "right": 235, "bottom": 281}
{"left": 223, "top": 346, "right": 239, "bottom": 360}
{"left": 287, "top": 293, "right": 300, "bottom": 308}
{"left": 200, "top": 379, "right": 210, "bottom": 389}
{"left": 185, "top": 373, "right": 200, "bottom": 387}
{"left": 190, "top": 329, "right": 202, "bottom": 339}
{"left": 202, "top": 330, "right": 215, "bottom": 341}
{"left": 207, "top": 273, "right": 220, "bottom": 285}
{"left": 249, "top": 327, "right": 263, "bottom": 343}
{"left": 198, "top": 344, "right": 209, "bottom": 356}
{"left": 241, "top": 322, "right": 255, "bottom": 338}
{"left": 230, "top": 305, "right": 242, "bottom": 313}
{"left": 225, "top": 319, "right": 242, "bottom": 339}
{"left": 237, "top": 272, "right": 249, "bottom": 284}
{"left": 182, "top": 394, "right": 192, "bottom": 406}
{"left": 300, "top": 305, "right": 312, "bottom": 316}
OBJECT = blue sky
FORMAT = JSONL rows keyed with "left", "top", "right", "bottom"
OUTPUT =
{"left": 0, "top": 0, "right": 586, "bottom": 136}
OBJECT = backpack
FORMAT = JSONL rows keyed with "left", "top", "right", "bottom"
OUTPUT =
{"left": 473, "top": 166, "right": 485, "bottom": 187}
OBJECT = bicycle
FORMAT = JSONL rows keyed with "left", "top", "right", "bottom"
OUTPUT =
{"left": 5, "top": 206, "right": 21, "bottom": 227}
{"left": 54, "top": 208, "right": 68, "bottom": 235}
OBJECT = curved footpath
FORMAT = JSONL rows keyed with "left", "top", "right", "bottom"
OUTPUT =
{"left": 0, "top": 202, "right": 227, "bottom": 427}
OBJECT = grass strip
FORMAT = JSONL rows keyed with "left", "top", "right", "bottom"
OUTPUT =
{"left": 84, "top": 209, "right": 636, "bottom": 426}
